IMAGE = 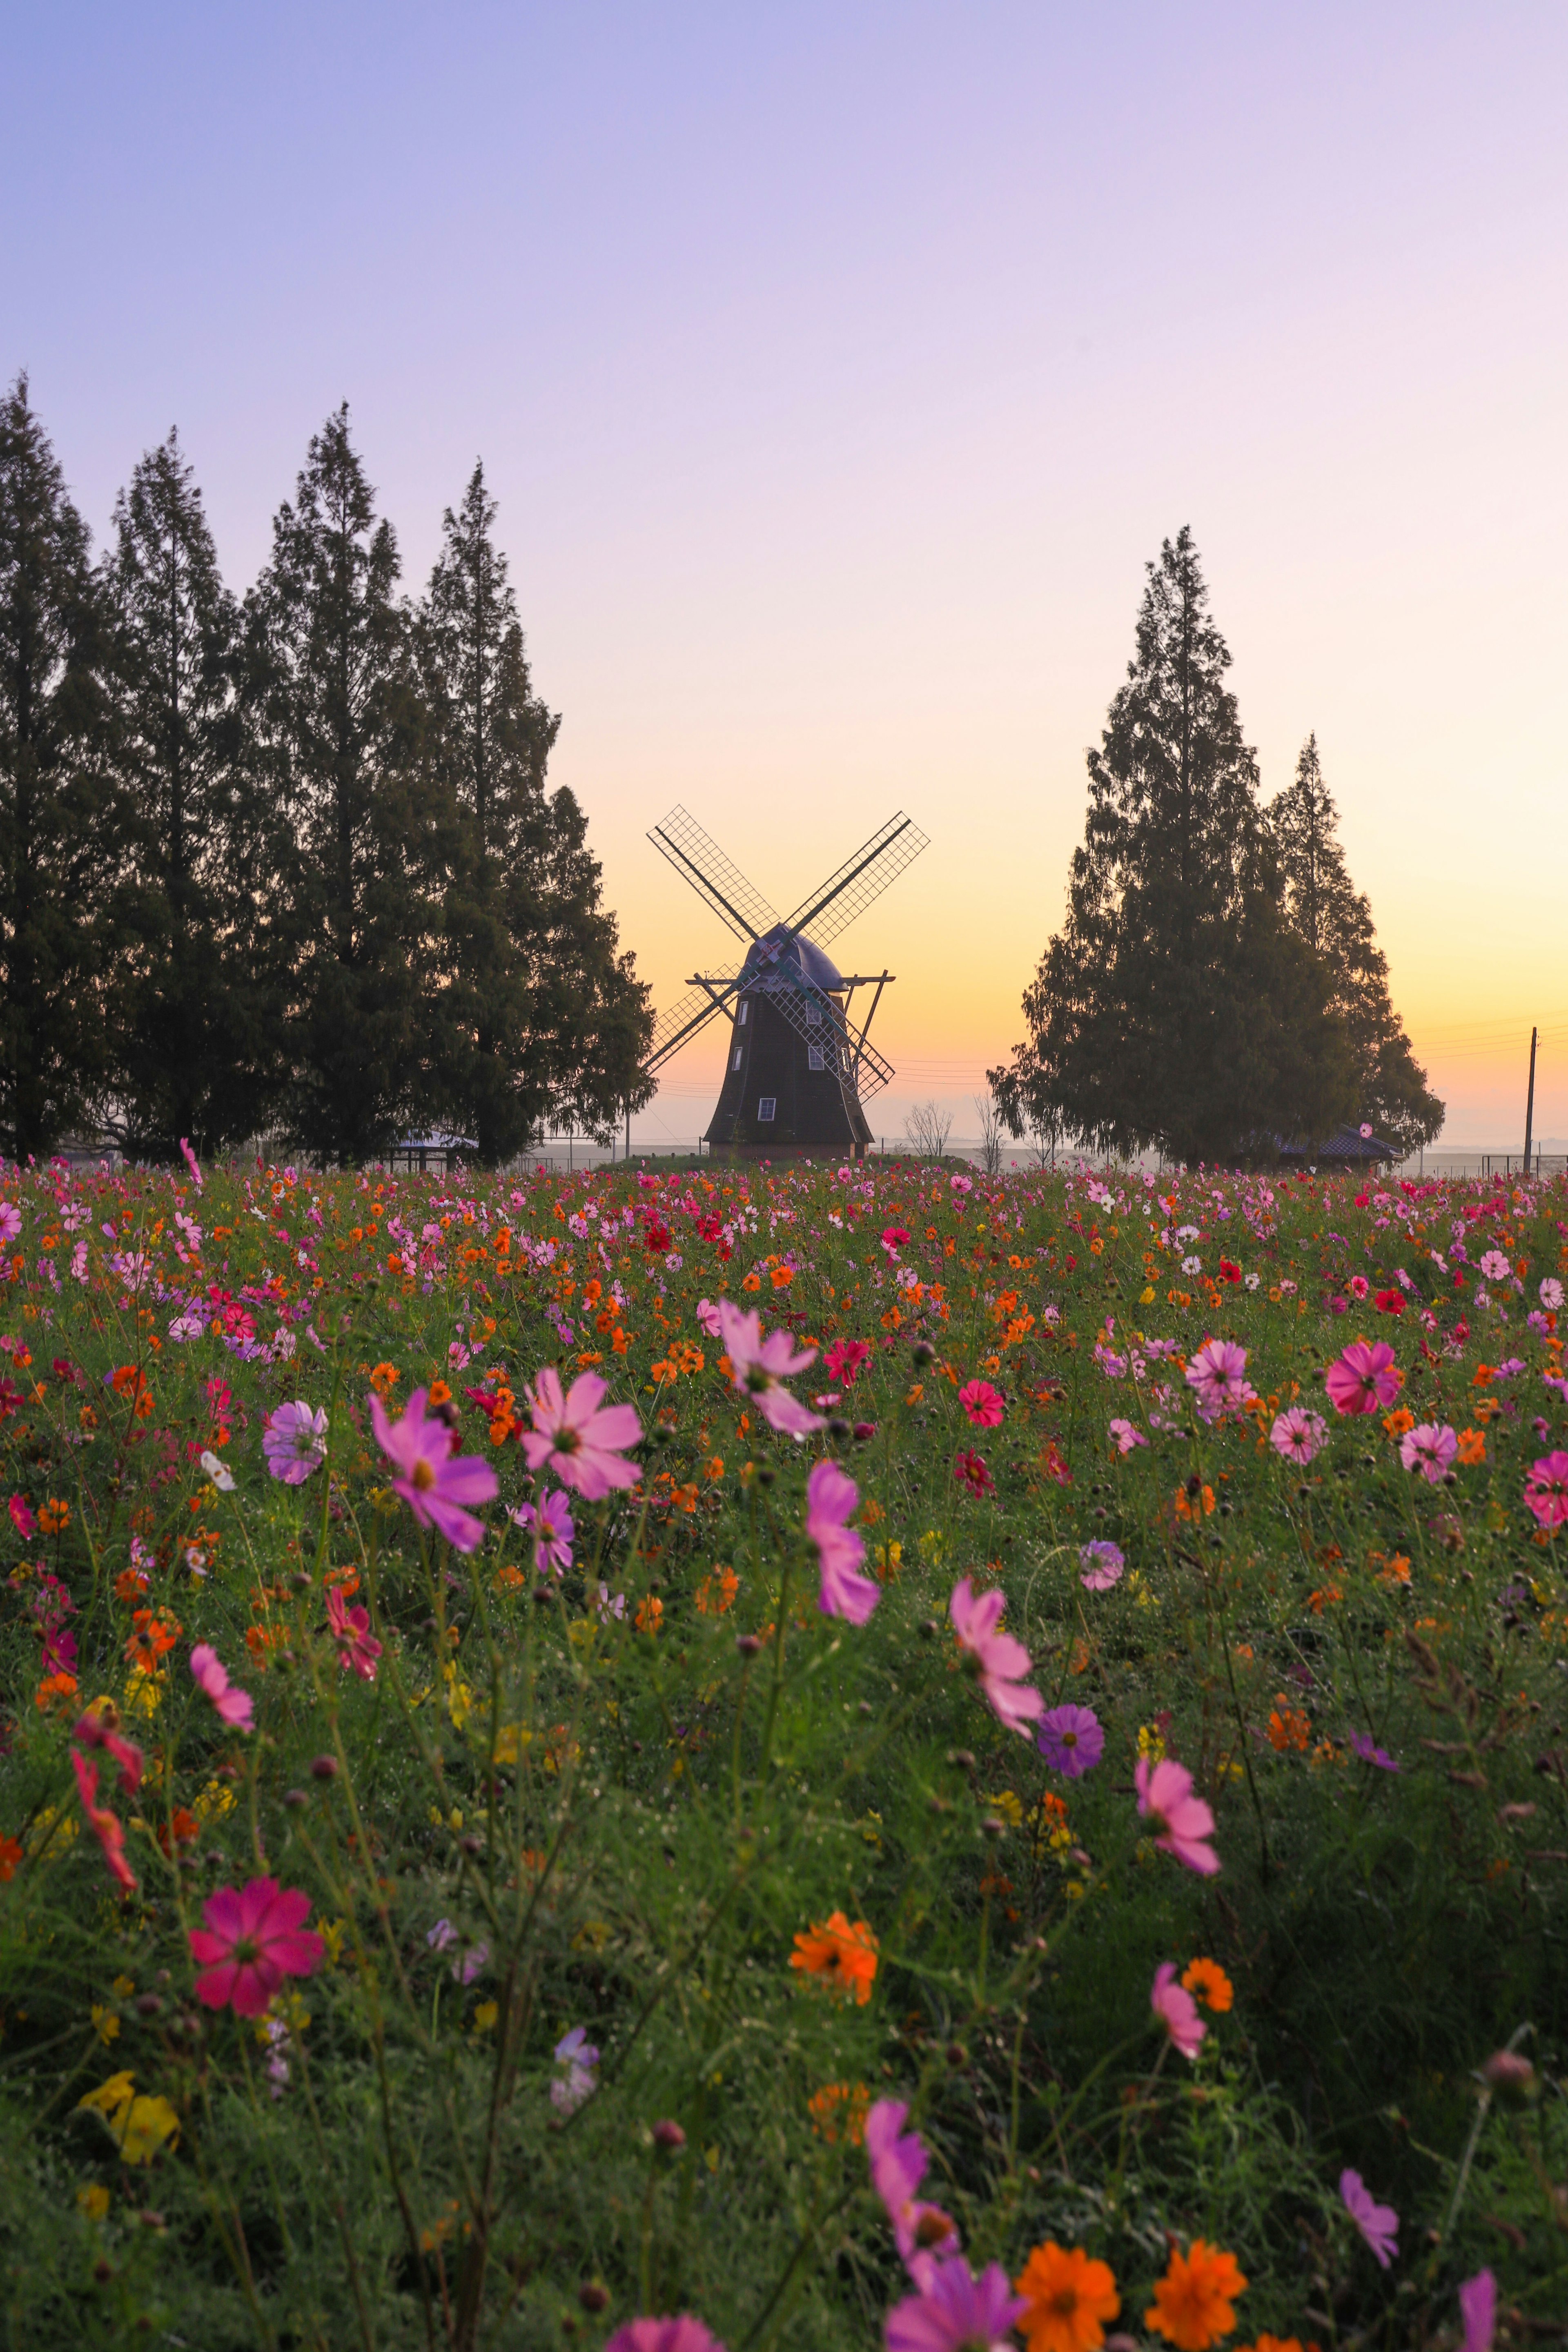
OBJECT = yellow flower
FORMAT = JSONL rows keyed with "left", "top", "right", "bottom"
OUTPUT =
{"left": 985, "top": 1791, "right": 1024, "bottom": 1829}
{"left": 76, "top": 2184, "right": 111, "bottom": 2223}
{"left": 472, "top": 2001, "right": 499, "bottom": 2033}
{"left": 77, "top": 2072, "right": 180, "bottom": 2166}
{"left": 90, "top": 2005, "right": 120, "bottom": 2046}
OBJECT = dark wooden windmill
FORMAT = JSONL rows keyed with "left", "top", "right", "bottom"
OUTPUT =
{"left": 641, "top": 805, "right": 929, "bottom": 1161}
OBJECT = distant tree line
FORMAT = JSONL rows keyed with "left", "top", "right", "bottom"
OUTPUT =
{"left": 0, "top": 377, "right": 653, "bottom": 1167}
{"left": 990, "top": 528, "right": 1443, "bottom": 1165}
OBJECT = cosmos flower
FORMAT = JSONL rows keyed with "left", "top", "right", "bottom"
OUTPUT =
{"left": 1036, "top": 1704, "right": 1103, "bottom": 1778}
{"left": 1108, "top": 1418, "right": 1147, "bottom": 1454}
{"left": 1134, "top": 1756, "right": 1219, "bottom": 1875}
{"left": 1078, "top": 1541, "right": 1124, "bottom": 1590}
{"left": 189, "top": 1878, "right": 325, "bottom": 2016}
{"left": 1458, "top": 2270, "right": 1496, "bottom": 2352}
{"left": 603, "top": 2323, "right": 726, "bottom": 2352}
{"left": 885, "top": 2257, "right": 1028, "bottom": 2352}
{"left": 550, "top": 2025, "right": 599, "bottom": 2116}
{"left": 959, "top": 1380, "right": 1004, "bottom": 1428}
{"left": 949, "top": 1578, "right": 1044, "bottom": 1737}
{"left": 263, "top": 1399, "right": 328, "bottom": 1483}
{"left": 1340, "top": 2169, "right": 1399, "bottom": 2269}
{"left": 511, "top": 1488, "right": 576, "bottom": 1574}
{"left": 520, "top": 1367, "right": 642, "bottom": 1497}
{"left": 1269, "top": 1407, "right": 1326, "bottom": 1465}
{"left": 1324, "top": 1340, "right": 1400, "bottom": 1416}
{"left": 804, "top": 1459, "right": 880, "bottom": 1625}
{"left": 372, "top": 1385, "right": 499, "bottom": 1549}
{"left": 1150, "top": 1962, "right": 1205, "bottom": 2060}
{"left": 1013, "top": 2241, "right": 1120, "bottom": 2352}
{"left": 1185, "top": 1339, "right": 1253, "bottom": 1420}
{"left": 716, "top": 1301, "right": 824, "bottom": 1437}
{"left": 1349, "top": 1731, "right": 1400, "bottom": 1771}
{"left": 825, "top": 1337, "right": 873, "bottom": 1385}
{"left": 790, "top": 1911, "right": 878, "bottom": 2004}
{"left": 864, "top": 2098, "right": 960, "bottom": 2284}
{"left": 71, "top": 1751, "right": 137, "bottom": 1895}
{"left": 1524, "top": 1451, "right": 1568, "bottom": 1530}
{"left": 1399, "top": 1423, "right": 1458, "bottom": 1483}
{"left": 953, "top": 1449, "right": 996, "bottom": 1499}
{"left": 326, "top": 1586, "right": 382, "bottom": 1680}
{"left": 1143, "top": 2242, "right": 1247, "bottom": 2350}
{"left": 189, "top": 1643, "right": 254, "bottom": 1730}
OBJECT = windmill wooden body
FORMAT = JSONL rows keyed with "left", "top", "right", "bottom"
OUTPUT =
{"left": 641, "top": 806, "right": 928, "bottom": 1161}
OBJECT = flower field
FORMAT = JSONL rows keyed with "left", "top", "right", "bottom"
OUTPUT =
{"left": 0, "top": 1152, "right": 1564, "bottom": 2350}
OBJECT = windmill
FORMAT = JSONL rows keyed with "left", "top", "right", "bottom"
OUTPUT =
{"left": 641, "top": 805, "right": 929, "bottom": 1160}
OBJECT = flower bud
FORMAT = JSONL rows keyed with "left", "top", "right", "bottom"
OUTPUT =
{"left": 652, "top": 2119, "right": 686, "bottom": 2150}
{"left": 309, "top": 1754, "right": 338, "bottom": 1781}
{"left": 1481, "top": 2049, "right": 1538, "bottom": 2103}
{"left": 578, "top": 2284, "right": 609, "bottom": 2313}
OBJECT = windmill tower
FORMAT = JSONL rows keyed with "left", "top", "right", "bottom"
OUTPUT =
{"left": 641, "top": 806, "right": 929, "bottom": 1162}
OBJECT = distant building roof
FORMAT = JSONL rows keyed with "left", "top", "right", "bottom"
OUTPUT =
{"left": 1278, "top": 1124, "right": 1398, "bottom": 1164}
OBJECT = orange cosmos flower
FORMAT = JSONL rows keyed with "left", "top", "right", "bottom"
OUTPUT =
{"left": 1015, "top": 2241, "right": 1120, "bottom": 2352}
{"left": 38, "top": 1498, "right": 70, "bottom": 1536}
{"left": 1456, "top": 1427, "right": 1486, "bottom": 1465}
{"left": 1145, "top": 2241, "right": 1248, "bottom": 2350}
{"left": 368, "top": 1362, "right": 400, "bottom": 1398}
{"left": 789, "top": 1911, "right": 878, "bottom": 2005}
{"left": 0, "top": 1831, "right": 22, "bottom": 1881}
{"left": 807, "top": 2080, "right": 869, "bottom": 2145}
{"left": 1180, "top": 1958, "right": 1234, "bottom": 2013}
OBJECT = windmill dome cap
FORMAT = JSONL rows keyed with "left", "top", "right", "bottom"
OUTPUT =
{"left": 744, "top": 925, "right": 844, "bottom": 992}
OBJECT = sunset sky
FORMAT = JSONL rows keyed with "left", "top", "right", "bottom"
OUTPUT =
{"left": 7, "top": 4, "right": 1565, "bottom": 1150}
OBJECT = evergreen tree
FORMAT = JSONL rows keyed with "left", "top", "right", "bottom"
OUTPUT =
{"left": 991, "top": 528, "right": 1355, "bottom": 1163}
{"left": 1271, "top": 734, "right": 1443, "bottom": 1153}
{"left": 245, "top": 407, "right": 433, "bottom": 1164}
{"left": 99, "top": 429, "right": 275, "bottom": 1157}
{"left": 0, "top": 377, "right": 114, "bottom": 1160}
{"left": 417, "top": 463, "right": 651, "bottom": 1163}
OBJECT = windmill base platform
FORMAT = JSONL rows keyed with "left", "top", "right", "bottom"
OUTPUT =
{"left": 704, "top": 1140, "right": 870, "bottom": 1165}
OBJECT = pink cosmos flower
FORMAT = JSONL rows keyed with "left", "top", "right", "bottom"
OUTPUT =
{"left": 521, "top": 1367, "right": 642, "bottom": 1497}
{"left": 0, "top": 1203, "right": 19, "bottom": 1245}
{"left": 1185, "top": 1338, "right": 1253, "bottom": 1420}
{"left": 949, "top": 1577, "right": 1044, "bottom": 1738}
{"left": 263, "top": 1399, "right": 329, "bottom": 1483}
{"left": 825, "top": 1337, "right": 873, "bottom": 1385}
{"left": 1525, "top": 1451, "right": 1568, "bottom": 1530}
{"left": 71, "top": 1751, "right": 137, "bottom": 1895}
{"left": 1079, "top": 1540, "right": 1124, "bottom": 1590}
{"left": 1348, "top": 1274, "right": 1370, "bottom": 1301}
{"left": 1134, "top": 1755, "right": 1220, "bottom": 1875}
{"left": 8, "top": 1493, "right": 36, "bottom": 1539}
{"left": 189, "top": 1643, "right": 254, "bottom": 1730}
{"left": 1541, "top": 1278, "right": 1565, "bottom": 1313}
{"left": 1459, "top": 2269, "right": 1495, "bottom": 2352}
{"left": 884, "top": 2256, "right": 1027, "bottom": 2352}
{"left": 1399, "top": 1423, "right": 1458, "bottom": 1484}
{"left": 74, "top": 1709, "right": 143, "bottom": 1795}
{"left": 716, "top": 1301, "right": 824, "bottom": 1437}
{"left": 1325, "top": 1339, "right": 1400, "bottom": 1416}
{"left": 1340, "top": 2167, "right": 1399, "bottom": 2269}
{"left": 953, "top": 1448, "right": 995, "bottom": 1499}
{"left": 326, "top": 1585, "right": 382, "bottom": 1680}
{"left": 695, "top": 1298, "right": 723, "bottom": 1339}
{"left": 865, "top": 2098, "right": 960, "bottom": 2285}
{"left": 1151, "top": 1961, "right": 1205, "bottom": 2059}
{"left": 1109, "top": 1417, "right": 1147, "bottom": 1454}
{"left": 550, "top": 2025, "right": 599, "bottom": 2116}
{"left": 510, "top": 1488, "right": 575, "bottom": 1574}
{"left": 372, "top": 1385, "right": 500, "bottom": 1549}
{"left": 189, "top": 1876, "right": 325, "bottom": 2016}
{"left": 179, "top": 1137, "right": 203, "bottom": 1191}
{"left": 1270, "top": 1406, "right": 1327, "bottom": 1465}
{"left": 804, "top": 1459, "right": 880, "bottom": 1625}
{"left": 958, "top": 1380, "right": 1004, "bottom": 1429}
{"left": 603, "top": 2322, "right": 726, "bottom": 2352}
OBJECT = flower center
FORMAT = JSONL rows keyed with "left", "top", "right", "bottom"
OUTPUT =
{"left": 1051, "top": 2288, "right": 1080, "bottom": 2316}
{"left": 1062, "top": 1729, "right": 1078, "bottom": 1748}
{"left": 233, "top": 1936, "right": 261, "bottom": 1967}
{"left": 412, "top": 1459, "right": 437, "bottom": 1491}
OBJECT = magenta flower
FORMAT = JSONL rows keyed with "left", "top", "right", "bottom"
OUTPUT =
{"left": 74, "top": 1708, "right": 143, "bottom": 1796}
{"left": 804, "top": 1459, "right": 880, "bottom": 1625}
{"left": 1185, "top": 1338, "right": 1253, "bottom": 1420}
{"left": 1109, "top": 1417, "right": 1147, "bottom": 1454}
{"left": 1270, "top": 1406, "right": 1327, "bottom": 1465}
{"left": 178, "top": 1136, "right": 203, "bottom": 1191}
{"left": 696, "top": 1297, "right": 723, "bottom": 1338}
{"left": 1151, "top": 1961, "right": 1205, "bottom": 2060}
{"left": 603, "top": 2322, "right": 726, "bottom": 2352}
{"left": 1340, "top": 2167, "right": 1399, "bottom": 2269}
{"left": 1036, "top": 1703, "right": 1103, "bottom": 1778}
{"left": 825, "top": 1337, "right": 873, "bottom": 1385}
{"left": 510, "top": 1488, "right": 576, "bottom": 1573}
{"left": 953, "top": 1448, "right": 995, "bottom": 1499}
{"left": 189, "top": 1877, "right": 325, "bottom": 2016}
{"left": 1079, "top": 1540, "right": 1124, "bottom": 1591}
{"left": 865, "top": 2098, "right": 960, "bottom": 2285}
{"left": 1525, "top": 1450, "right": 1568, "bottom": 1530}
{"left": 189, "top": 1643, "right": 254, "bottom": 1730}
{"left": 1399, "top": 1422, "right": 1458, "bottom": 1483}
{"left": 1135, "top": 1755, "right": 1219, "bottom": 1875}
{"left": 716, "top": 1301, "right": 824, "bottom": 1437}
{"left": 949, "top": 1577, "right": 1044, "bottom": 1738}
{"left": 8, "top": 1493, "right": 36, "bottom": 1539}
{"left": 263, "top": 1399, "right": 328, "bottom": 1483}
{"left": 1350, "top": 1731, "right": 1400, "bottom": 1771}
{"left": 1325, "top": 1339, "right": 1400, "bottom": 1416}
{"left": 326, "top": 1586, "right": 382, "bottom": 1680}
{"left": 958, "top": 1380, "right": 1004, "bottom": 1429}
{"left": 1459, "top": 2269, "right": 1495, "bottom": 2352}
{"left": 372, "top": 1385, "right": 499, "bottom": 1550}
{"left": 884, "top": 2255, "right": 1027, "bottom": 2352}
{"left": 521, "top": 1367, "right": 642, "bottom": 1497}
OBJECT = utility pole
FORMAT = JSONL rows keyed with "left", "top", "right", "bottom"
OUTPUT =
{"left": 1524, "top": 1025, "right": 1539, "bottom": 1175}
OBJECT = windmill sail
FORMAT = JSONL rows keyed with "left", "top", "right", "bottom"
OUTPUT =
{"left": 643, "top": 967, "right": 746, "bottom": 1076}
{"left": 784, "top": 812, "right": 929, "bottom": 948}
{"left": 647, "top": 806, "right": 778, "bottom": 944}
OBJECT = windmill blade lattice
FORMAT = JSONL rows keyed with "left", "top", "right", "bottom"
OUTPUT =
{"left": 784, "top": 812, "right": 929, "bottom": 949}
{"left": 643, "top": 967, "right": 746, "bottom": 1075}
{"left": 750, "top": 960, "right": 896, "bottom": 1099}
{"left": 647, "top": 806, "right": 778, "bottom": 944}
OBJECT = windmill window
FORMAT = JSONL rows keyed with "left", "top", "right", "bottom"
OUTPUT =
{"left": 732, "top": 1046, "right": 742, "bottom": 1071}
{"left": 737, "top": 1001, "right": 748, "bottom": 1025}
{"left": 804, "top": 1001, "right": 821, "bottom": 1025}
{"left": 757, "top": 1096, "right": 776, "bottom": 1122}
{"left": 808, "top": 1046, "right": 826, "bottom": 1071}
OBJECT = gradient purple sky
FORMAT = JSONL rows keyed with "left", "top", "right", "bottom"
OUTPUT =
{"left": 7, "top": 3, "right": 1566, "bottom": 1147}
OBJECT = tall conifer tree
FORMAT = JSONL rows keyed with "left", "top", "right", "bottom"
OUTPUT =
{"left": 246, "top": 407, "right": 433, "bottom": 1164}
{"left": 1271, "top": 735, "right": 1442, "bottom": 1152}
{"left": 99, "top": 429, "right": 274, "bottom": 1155}
{"left": 418, "top": 464, "right": 651, "bottom": 1163}
{"left": 992, "top": 528, "right": 1354, "bottom": 1162}
{"left": 0, "top": 377, "right": 114, "bottom": 1158}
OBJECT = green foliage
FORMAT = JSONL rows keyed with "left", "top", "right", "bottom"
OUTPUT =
{"left": 1, "top": 1153, "right": 1563, "bottom": 2349}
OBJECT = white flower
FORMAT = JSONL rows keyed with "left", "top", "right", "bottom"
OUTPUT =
{"left": 1244, "top": 1272, "right": 1261, "bottom": 1292}
{"left": 200, "top": 1450, "right": 235, "bottom": 1492}
{"left": 1181, "top": 1255, "right": 1202, "bottom": 1275}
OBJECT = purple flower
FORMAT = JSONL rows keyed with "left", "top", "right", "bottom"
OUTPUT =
{"left": 1459, "top": 2268, "right": 1495, "bottom": 2352}
{"left": 263, "top": 1399, "right": 328, "bottom": 1484}
{"left": 371, "top": 1386, "right": 499, "bottom": 1552}
{"left": 1399, "top": 1422, "right": 1459, "bottom": 1483}
{"left": 1108, "top": 1417, "right": 1147, "bottom": 1454}
{"left": 1185, "top": 1337, "right": 1253, "bottom": 1421}
{"left": 865, "top": 2098, "right": 959, "bottom": 2285}
{"left": 1340, "top": 2167, "right": 1399, "bottom": 2268}
{"left": 1350, "top": 1731, "right": 1400, "bottom": 1772}
{"left": 716, "top": 1300, "right": 824, "bottom": 1437}
{"left": 883, "top": 2255, "right": 1027, "bottom": 2351}
{"left": 1036, "top": 1704, "right": 1103, "bottom": 1778}
{"left": 804, "top": 1459, "right": 880, "bottom": 1624}
{"left": 510, "top": 1488, "right": 575, "bottom": 1575}
{"left": 451, "top": 1940, "right": 489, "bottom": 1985}
{"left": 1078, "top": 1540, "right": 1124, "bottom": 1591}
{"left": 550, "top": 2025, "right": 599, "bottom": 2115}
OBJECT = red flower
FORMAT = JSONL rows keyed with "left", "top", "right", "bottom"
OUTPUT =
{"left": 1374, "top": 1290, "right": 1404, "bottom": 1316}
{"left": 1218, "top": 1260, "right": 1242, "bottom": 1284}
{"left": 71, "top": 1752, "right": 137, "bottom": 1895}
{"left": 189, "top": 1876, "right": 326, "bottom": 2016}
{"left": 644, "top": 1222, "right": 672, "bottom": 1254}
{"left": 954, "top": 1448, "right": 995, "bottom": 1499}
